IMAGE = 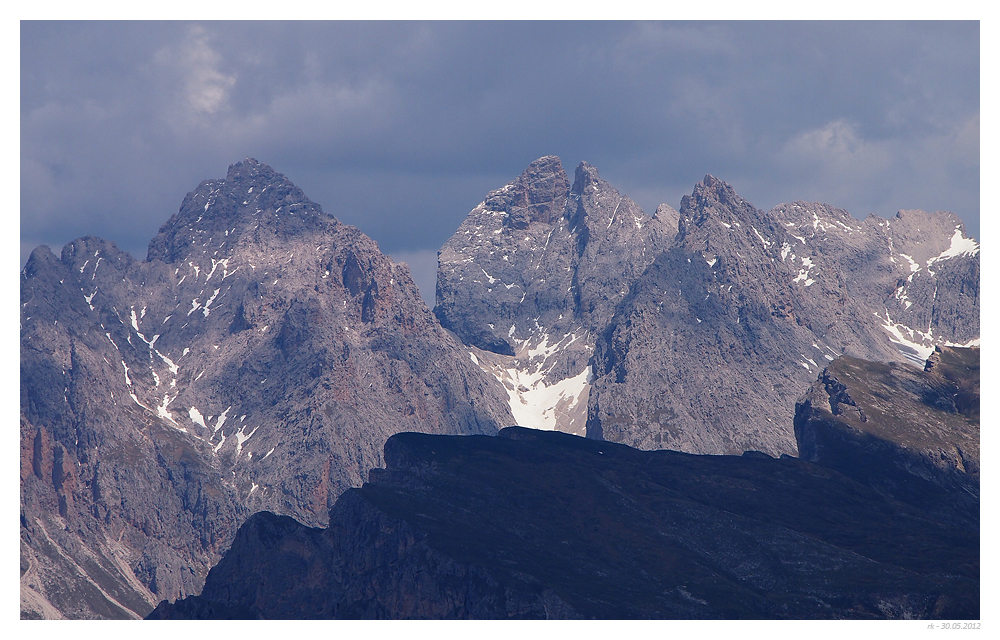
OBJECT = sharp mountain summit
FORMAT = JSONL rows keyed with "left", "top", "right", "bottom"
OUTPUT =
{"left": 20, "top": 157, "right": 979, "bottom": 619}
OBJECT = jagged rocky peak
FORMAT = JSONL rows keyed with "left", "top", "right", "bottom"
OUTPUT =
{"left": 679, "top": 175, "right": 738, "bottom": 221}
{"left": 567, "top": 160, "right": 674, "bottom": 234}
{"left": 566, "top": 163, "right": 678, "bottom": 330}
{"left": 435, "top": 156, "right": 677, "bottom": 435}
{"left": 484, "top": 155, "right": 569, "bottom": 229}
{"left": 677, "top": 174, "right": 769, "bottom": 242}
{"left": 681, "top": 173, "right": 725, "bottom": 204}
{"left": 20, "top": 158, "right": 514, "bottom": 619}
{"left": 436, "top": 155, "right": 677, "bottom": 343}
{"left": 570, "top": 160, "right": 600, "bottom": 194}
{"left": 147, "top": 158, "right": 331, "bottom": 264}
{"left": 587, "top": 173, "right": 978, "bottom": 457}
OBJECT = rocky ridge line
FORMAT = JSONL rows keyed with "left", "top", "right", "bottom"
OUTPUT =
{"left": 795, "top": 345, "right": 979, "bottom": 517}
{"left": 436, "top": 158, "right": 979, "bottom": 455}
{"left": 435, "top": 156, "right": 678, "bottom": 435}
{"left": 147, "top": 422, "right": 979, "bottom": 619}
{"left": 20, "top": 159, "right": 514, "bottom": 619}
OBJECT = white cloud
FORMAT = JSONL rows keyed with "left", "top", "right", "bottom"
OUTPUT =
{"left": 783, "top": 120, "right": 892, "bottom": 176}
{"left": 155, "top": 25, "right": 236, "bottom": 120}
{"left": 765, "top": 116, "right": 978, "bottom": 238}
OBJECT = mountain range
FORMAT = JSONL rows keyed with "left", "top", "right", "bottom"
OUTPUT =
{"left": 437, "top": 157, "right": 978, "bottom": 455}
{"left": 20, "top": 157, "right": 979, "bottom": 619}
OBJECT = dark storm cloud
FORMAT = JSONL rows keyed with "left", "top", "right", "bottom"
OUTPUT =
{"left": 21, "top": 21, "right": 979, "bottom": 303}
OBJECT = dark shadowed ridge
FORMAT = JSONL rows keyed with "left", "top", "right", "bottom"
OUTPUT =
{"left": 148, "top": 396, "right": 978, "bottom": 619}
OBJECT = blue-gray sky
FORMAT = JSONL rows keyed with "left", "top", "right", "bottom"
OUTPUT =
{"left": 20, "top": 21, "right": 980, "bottom": 304}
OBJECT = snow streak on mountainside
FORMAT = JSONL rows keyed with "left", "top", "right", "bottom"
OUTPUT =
{"left": 20, "top": 154, "right": 978, "bottom": 620}
{"left": 435, "top": 156, "right": 678, "bottom": 435}
{"left": 438, "top": 159, "right": 979, "bottom": 456}
{"left": 20, "top": 159, "right": 513, "bottom": 619}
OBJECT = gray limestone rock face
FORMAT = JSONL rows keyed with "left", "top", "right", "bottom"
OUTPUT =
{"left": 590, "top": 177, "right": 978, "bottom": 456}
{"left": 438, "top": 162, "right": 978, "bottom": 455}
{"left": 435, "top": 156, "right": 677, "bottom": 434}
{"left": 20, "top": 159, "right": 513, "bottom": 619}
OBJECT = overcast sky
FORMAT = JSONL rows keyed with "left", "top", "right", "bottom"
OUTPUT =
{"left": 20, "top": 21, "right": 979, "bottom": 304}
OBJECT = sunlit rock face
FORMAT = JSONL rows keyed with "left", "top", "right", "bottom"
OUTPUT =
{"left": 439, "top": 161, "right": 978, "bottom": 456}
{"left": 21, "top": 155, "right": 978, "bottom": 619}
{"left": 590, "top": 182, "right": 978, "bottom": 456}
{"left": 20, "top": 159, "right": 513, "bottom": 619}
{"left": 435, "top": 156, "right": 678, "bottom": 436}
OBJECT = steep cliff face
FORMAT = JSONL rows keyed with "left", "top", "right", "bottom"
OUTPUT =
{"left": 435, "top": 156, "right": 677, "bottom": 434}
{"left": 587, "top": 177, "right": 978, "bottom": 456}
{"left": 21, "top": 155, "right": 979, "bottom": 619}
{"left": 794, "top": 346, "right": 979, "bottom": 517}
{"left": 20, "top": 241, "right": 245, "bottom": 619}
{"left": 20, "top": 159, "right": 514, "bottom": 619}
{"left": 149, "top": 426, "right": 978, "bottom": 620}
{"left": 438, "top": 163, "right": 978, "bottom": 456}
